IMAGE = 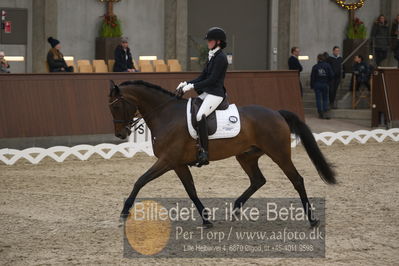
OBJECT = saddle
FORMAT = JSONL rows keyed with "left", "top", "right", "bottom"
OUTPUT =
{"left": 190, "top": 96, "right": 230, "bottom": 135}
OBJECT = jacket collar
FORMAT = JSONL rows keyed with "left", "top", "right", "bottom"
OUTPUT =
{"left": 207, "top": 49, "right": 222, "bottom": 65}
{"left": 208, "top": 47, "right": 221, "bottom": 60}
{"left": 214, "top": 48, "right": 222, "bottom": 57}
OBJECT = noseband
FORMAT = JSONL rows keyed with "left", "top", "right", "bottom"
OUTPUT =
{"left": 109, "top": 97, "right": 142, "bottom": 131}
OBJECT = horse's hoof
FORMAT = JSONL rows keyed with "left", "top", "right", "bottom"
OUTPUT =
{"left": 310, "top": 219, "right": 320, "bottom": 228}
{"left": 202, "top": 222, "right": 213, "bottom": 229}
{"left": 231, "top": 208, "right": 241, "bottom": 221}
{"left": 119, "top": 217, "right": 126, "bottom": 226}
{"left": 120, "top": 212, "right": 129, "bottom": 219}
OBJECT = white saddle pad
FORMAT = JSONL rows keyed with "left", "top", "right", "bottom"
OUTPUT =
{"left": 186, "top": 98, "right": 241, "bottom": 139}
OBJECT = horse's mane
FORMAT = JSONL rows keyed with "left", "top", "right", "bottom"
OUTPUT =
{"left": 120, "top": 80, "right": 176, "bottom": 97}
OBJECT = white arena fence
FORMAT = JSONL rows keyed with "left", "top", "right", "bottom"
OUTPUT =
{"left": 0, "top": 120, "right": 398, "bottom": 165}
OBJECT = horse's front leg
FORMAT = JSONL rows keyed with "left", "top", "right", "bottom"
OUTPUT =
{"left": 120, "top": 159, "right": 171, "bottom": 218}
{"left": 174, "top": 165, "right": 213, "bottom": 228}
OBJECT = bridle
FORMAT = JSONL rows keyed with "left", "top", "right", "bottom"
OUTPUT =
{"left": 108, "top": 96, "right": 142, "bottom": 132}
{"left": 109, "top": 93, "right": 181, "bottom": 133}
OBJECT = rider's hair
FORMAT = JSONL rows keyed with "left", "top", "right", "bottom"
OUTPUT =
{"left": 219, "top": 40, "right": 227, "bottom": 49}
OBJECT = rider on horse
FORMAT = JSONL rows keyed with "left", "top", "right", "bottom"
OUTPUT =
{"left": 176, "top": 27, "right": 228, "bottom": 167}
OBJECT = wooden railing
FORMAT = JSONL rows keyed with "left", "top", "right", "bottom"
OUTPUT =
{"left": 0, "top": 71, "right": 304, "bottom": 138}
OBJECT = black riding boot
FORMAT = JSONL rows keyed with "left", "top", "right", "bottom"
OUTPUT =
{"left": 196, "top": 115, "right": 209, "bottom": 167}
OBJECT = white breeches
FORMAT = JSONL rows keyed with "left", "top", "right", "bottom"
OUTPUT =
{"left": 196, "top": 92, "right": 224, "bottom": 121}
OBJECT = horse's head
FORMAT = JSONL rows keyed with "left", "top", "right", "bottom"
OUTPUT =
{"left": 108, "top": 80, "right": 138, "bottom": 140}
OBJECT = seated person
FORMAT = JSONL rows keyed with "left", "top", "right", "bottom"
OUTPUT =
{"left": 352, "top": 55, "right": 371, "bottom": 91}
{"left": 113, "top": 37, "right": 137, "bottom": 72}
{"left": 47, "top": 37, "right": 73, "bottom": 72}
{"left": 0, "top": 51, "right": 10, "bottom": 73}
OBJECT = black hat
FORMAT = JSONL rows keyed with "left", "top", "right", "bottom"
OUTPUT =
{"left": 204, "top": 27, "right": 226, "bottom": 42}
{"left": 47, "top": 37, "right": 60, "bottom": 48}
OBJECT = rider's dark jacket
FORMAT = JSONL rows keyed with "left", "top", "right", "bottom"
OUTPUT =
{"left": 189, "top": 49, "right": 228, "bottom": 98}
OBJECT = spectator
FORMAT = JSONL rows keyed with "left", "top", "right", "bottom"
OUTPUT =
{"left": 371, "top": 15, "right": 390, "bottom": 66}
{"left": 326, "top": 46, "right": 344, "bottom": 109}
{"left": 310, "top": 54, "right": 333, "bottom": 119}
{"left": 47, "top": 37, "right": 74, "bottom": 72}
{"left": 113, "top": 37, "right": 137, "bottom": 72}
{"left": 391, "top": 14, "right": 399, "bottom": 67}
{"left": 288, "top": 46, "right": 303, "bottom": 96}
{"left": 0, "top": 51, "right": 10, "bottom": 73}
{"left": 352, "top": 55, "right": 371, "bottom": 91}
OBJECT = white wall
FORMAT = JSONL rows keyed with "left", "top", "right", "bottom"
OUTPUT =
{"left": 0, "top": 0, "right": 32, "bottom": 73}
{"left": 57, "top": 0, "right": 164, "bottom": 62}
{"left": 298, "top": 0, "right": 381, "bottom": 73}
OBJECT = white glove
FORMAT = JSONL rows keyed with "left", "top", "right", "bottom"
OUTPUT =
{"left": 182, "top": 83, "right": 194, "bottom": 93}
{"left": 176, "top": 81, "right": 187, "bottom": 91}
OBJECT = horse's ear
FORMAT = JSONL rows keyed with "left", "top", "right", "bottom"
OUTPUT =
{"left": 109, "top": 80, "right": 120, "bottom": 96}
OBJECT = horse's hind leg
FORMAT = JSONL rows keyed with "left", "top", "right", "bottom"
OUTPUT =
{"left": 121, "top": 159, "right": 171, "bottom": 218}
{"left": 270, "top": 153, "right": 319, "bottom": 227}
{"left": 174, "top": 165, "right": 213, "bottom": 228}
{"left": 234, "top": 148, "right": 266, "bottom": 213}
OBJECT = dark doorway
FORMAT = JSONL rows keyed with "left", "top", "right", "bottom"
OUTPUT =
{"left": 188, "top": 0, "right": 269, "bottom": 70}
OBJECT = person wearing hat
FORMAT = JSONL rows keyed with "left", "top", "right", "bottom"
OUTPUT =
{"left": 46, "top": 37, "right": 73, "bottom": 72}
{"left": 176, "top": 27, "right": 229, "bottom": 167}
{"left": 113, "top": 37, "right": 137, "bottom": 72}
{"left": 0, "top": 51, "right": 10, "bottom": 73}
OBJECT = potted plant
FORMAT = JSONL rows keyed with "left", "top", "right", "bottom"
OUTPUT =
{"left": 95, "top": 0, "right": 123, "bottom": 62}
{"left": 99, "top": 14, "right": 122, "bottom": 38}
{"left": 343, "top": 17, "right": 370, "bottom": 71}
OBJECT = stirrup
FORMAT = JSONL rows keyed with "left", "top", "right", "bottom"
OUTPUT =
{"left": 196, "top": 148, "right": 209, "bottom": 167}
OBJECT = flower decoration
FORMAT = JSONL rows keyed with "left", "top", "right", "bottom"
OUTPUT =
{"left": 335, "top": 0, "right": 365, "bottom": 11}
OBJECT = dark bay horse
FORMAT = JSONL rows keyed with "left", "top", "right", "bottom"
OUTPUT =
{"left": 108, "top": 80, "right": 336, "bottom": 227}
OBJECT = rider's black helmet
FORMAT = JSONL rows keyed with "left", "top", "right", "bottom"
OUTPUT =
{"left": 204, "top": 27, "right": 227, "bottom": 48}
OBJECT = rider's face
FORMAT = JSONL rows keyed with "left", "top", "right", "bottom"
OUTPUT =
{"left": 122, "top": 42, "right": 129, "bottom": 49}
{"left": 207, "top": 40, "right": 217, "bottom": 50}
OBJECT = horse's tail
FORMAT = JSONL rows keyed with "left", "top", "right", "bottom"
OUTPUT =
{"left": 278, "top": 110, "right": 336, "bottom": 185}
